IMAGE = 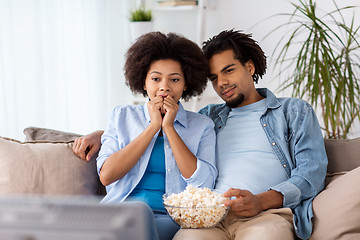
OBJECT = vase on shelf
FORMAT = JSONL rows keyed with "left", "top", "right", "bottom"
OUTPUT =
{"left": 129, "top": 21, "right": 154, "bottom": 42}
{"left": 129, "top": 7, "right": 153, "bottom": 42}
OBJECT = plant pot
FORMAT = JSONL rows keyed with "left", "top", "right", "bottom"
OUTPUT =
{"left": 129, "top": 21, "right": 154, "bottom": 42}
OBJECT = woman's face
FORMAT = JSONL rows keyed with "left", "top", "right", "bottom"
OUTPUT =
{"left": 144, "top": 59, "right": 186, "bottom": 103}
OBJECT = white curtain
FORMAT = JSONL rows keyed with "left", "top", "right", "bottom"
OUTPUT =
{"left": 0, "top": 0, "right": 135, "bottom": 140}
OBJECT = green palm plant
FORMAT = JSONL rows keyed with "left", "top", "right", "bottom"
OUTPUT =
{"left": 266, "top": 0, "right": 360, "bottom": 139}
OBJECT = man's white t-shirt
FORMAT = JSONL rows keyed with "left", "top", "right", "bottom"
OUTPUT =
{"left": 215, "top": 99, "right": 288, "bottom": 194}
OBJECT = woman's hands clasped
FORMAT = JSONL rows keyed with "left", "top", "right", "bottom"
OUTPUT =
{"left": 147, "top": 96, "right": 179, "bottom": 132}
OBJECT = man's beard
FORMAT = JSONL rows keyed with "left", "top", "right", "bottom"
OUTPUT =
{"left": 225, "top": 93, "right": 244, "bottom": 108}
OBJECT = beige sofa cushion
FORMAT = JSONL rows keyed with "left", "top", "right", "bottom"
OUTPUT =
{"left": 311, "top": 166, "right": 360, "bottom": 239}
{"left": 324, "top": 138, "right": 360, "bottom": 174}
{"left": 0, "top": 137, "right": 99, "bottom": 195}
{"left": 23, "top": 127, "right": 106, "bottom": 196}
{"left": 311, "top": 137, "right": 360, "bottom": 239}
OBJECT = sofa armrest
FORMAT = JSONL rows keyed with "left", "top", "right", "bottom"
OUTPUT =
{"left": 23, "top": 126, "right": 81, "bottom": 142}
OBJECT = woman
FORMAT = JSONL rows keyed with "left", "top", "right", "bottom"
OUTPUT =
{"left": 92, "top": 32, "right": 217, "bottom": 240}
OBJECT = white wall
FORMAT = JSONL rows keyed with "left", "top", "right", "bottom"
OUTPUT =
{"left": 1, "top": 0, "right": 359, "bottom": 139}
{"left": 0, "top": 0, "right": 136, "bottom": 140}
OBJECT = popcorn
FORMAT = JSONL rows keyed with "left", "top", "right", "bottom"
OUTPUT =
{"left": 163, "top": 186, "right": 229, "bottom": 228}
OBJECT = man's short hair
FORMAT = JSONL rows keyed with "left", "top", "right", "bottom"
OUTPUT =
{"left": 202, "top": 29, "right": 267, "bottom": 83}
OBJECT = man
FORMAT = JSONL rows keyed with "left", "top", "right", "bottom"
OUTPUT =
{"left": 73, "top": 30, "right": 328, "bottom": 240}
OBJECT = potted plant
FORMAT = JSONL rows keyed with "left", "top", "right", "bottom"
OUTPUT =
{"left": 266, "top": 0, "right": 360, "bottom": 139}
{"left": 129, "top": 7, "right": 153, "bottom": 42}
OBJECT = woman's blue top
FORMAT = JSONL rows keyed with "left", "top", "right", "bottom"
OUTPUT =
{"left": 127, "top": 136, "right": 166, "bottom": 211}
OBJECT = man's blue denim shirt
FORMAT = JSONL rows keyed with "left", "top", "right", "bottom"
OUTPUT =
{"left": 199, "top": 88, "right": 328, "bottom": 240}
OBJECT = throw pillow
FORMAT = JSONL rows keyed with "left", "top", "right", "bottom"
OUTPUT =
{"left": 310, "top": 166, "right": 360, "bottom": 239}
{"left": 22, "top": 127, "right": 106, "bottom": 195}
{"left": 0, "top": 137, "right": 99, "bottom": 195}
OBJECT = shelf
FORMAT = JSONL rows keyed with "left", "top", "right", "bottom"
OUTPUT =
{"left": 154, "top": 5, "right": 199, "bottom": 11}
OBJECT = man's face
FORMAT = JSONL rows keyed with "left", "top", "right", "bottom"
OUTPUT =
{"left": 208, "top": 49, "right": 256, "bottom": 108}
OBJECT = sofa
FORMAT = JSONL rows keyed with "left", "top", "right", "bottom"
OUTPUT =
{"left": 0, "top": 126, "right": 359, "bottom": 239}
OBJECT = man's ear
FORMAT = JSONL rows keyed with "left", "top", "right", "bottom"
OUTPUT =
{"left": 246, "top": 60, "right": 255, "bottom": 76}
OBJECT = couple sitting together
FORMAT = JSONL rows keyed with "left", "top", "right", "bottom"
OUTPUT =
{"left": 72, "top": 29, "right": 328, "bottom": 240}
